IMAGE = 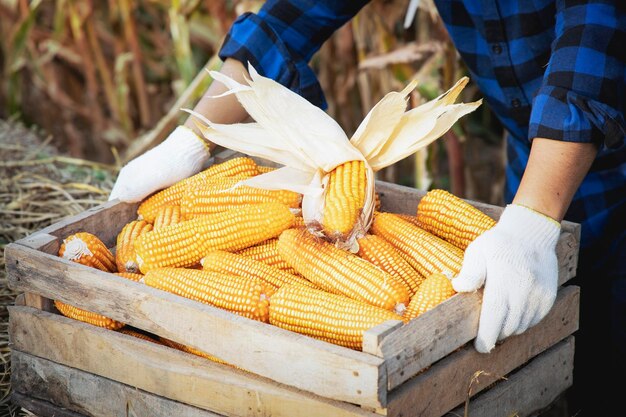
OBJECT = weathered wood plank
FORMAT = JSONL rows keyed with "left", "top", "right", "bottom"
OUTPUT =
{"left": 4, "top": 241, "right": 386, "bottom": 410}
{"left": 12, "top": 392, "right": 86, "bottom": 417}
{"left": 447, "top": 337, "right": 575, "bottom": 417}
{"left": 376, "top": 261, "right": 578, "bottom": 390}
{"left": 33, "top": 199, "right": 139, "bottom": 247}
{"left": 385, "top": 286, "right": 579, "bottom": 417}
{"left": 9, "top": 307, "right": 378, "bottom": 417}
{"left": 11, "top": 351, "right": 221, "bottom": 417}
{"left": 12, "top": 232, "right": 59, "bottom": 253}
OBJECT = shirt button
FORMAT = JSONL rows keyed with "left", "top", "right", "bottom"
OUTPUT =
{"left": 491, "top": 44, "right": 503, "bottom": 54}
{"left": 511, "top": 98, "right": 521, "bottom": 108}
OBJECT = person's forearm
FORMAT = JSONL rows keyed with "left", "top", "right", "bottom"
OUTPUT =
{"left": 512, "top": 138, "right": 598, "bottom": 222}
{"left": 183, "top": 58, "right": 250, "bottom": 151}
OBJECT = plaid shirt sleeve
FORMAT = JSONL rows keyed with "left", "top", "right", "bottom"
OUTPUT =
{"left": 219, "top": 0, "right": 370, "bottom": 109}
{"left": 529, "top": 0, "right": 626, "bottom": 149}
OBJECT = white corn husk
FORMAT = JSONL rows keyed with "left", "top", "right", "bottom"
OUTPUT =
{"left": 186, "top": 63, "right": 481, "bottom": 250}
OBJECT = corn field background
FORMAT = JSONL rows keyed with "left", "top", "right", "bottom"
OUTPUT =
{"left": 0, "top": 0, "right": 509, "bottom": 415}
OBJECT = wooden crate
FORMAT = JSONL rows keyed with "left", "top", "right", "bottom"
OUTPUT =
{"left": 5, "top": 154, "right": 581, "bottom": 417}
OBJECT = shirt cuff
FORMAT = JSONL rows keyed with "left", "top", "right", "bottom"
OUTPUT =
{"left": 529, "top": 86, "right": 625, "bottom": 149}
{"left": 218, "top": 12, "right": 328, "bottom": 110}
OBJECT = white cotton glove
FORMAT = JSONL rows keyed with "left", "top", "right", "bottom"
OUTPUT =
{"left": 452, "top": 204, "right": 561, "bottom": 353}
{"left": 109, "top": 125, "right": 211, "bottom": 202}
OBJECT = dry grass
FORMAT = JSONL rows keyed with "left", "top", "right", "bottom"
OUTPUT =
{"left": 0, "top": 118, "right": 116, "bottom": 416}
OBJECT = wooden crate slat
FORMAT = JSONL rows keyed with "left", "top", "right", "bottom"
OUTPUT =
{"left": 10, "top": 337, "right": 576, "bottom": 417}
{"left": 32, "top": 199, "right": 139, "bottom": 247}
{"left": 5, "top": 244, "right": 386, "bottom": 411}
{"left": 11, "top": 392, "right": 87, "bottom": 417}
{"left": 448, "top": 337, "right": 575, "bottom": 417}
{"left": 11, "top": 351, "right": 222, "bottom": 417}
{"left": 385, "top": 286, "right": 579, "bottom": 417}
{"left": 9, "top": 307, "right": 378, "bottom": 417}
{"left": 374, "top": 248, "right": 578, "bottom": 390}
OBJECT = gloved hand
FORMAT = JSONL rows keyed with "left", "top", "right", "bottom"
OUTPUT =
{"left": 109, "top": 125, "right": 211, "bottom": 202}
{"left": 452, "top": 204, "right": 561, "bottom": 353}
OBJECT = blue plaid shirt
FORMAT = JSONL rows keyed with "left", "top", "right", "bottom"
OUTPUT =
{"left": 219, "top": 0, "right": 626, "bottom": 277}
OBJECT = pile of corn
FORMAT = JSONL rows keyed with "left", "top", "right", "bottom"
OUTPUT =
{"left": 54, "top": 156, "right": 495, "bottom": 363}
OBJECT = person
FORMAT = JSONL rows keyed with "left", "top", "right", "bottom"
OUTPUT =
{"left": 110, "top": 1, "right": 625, "bottom": 413}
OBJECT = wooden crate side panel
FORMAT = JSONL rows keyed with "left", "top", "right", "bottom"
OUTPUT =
{"left": 448, "top": 337, "right": 575, "bottom": 417}
{"left": 376, "top": 239, "right": 578, "bottom": 390}
{"left": 12, "top": 392, "right": 87, "bottom": 417}
{"left": 385, "top": 286, "right": 579, "bottom": 417}
{"left": 6, "top": 259, "right": 384, "bottom": 411}
{"left": 33, "top": 199, "right": 139, "bottom": 247}
{"left": 11, "top": 351, "right": 221, "bottom": 417}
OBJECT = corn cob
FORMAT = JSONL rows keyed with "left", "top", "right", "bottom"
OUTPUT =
{"left": 117, "top": 328, "right": 162, "bottom": 344}
{"left": 356, "top": 234, "right": 424, "bottom": 297}
{"left": 277, "top": 229, "right": 410, "bottom": 313}
{"left": 201, "top": 250, "right": 316, "bottom": 291}
{"left": 404, "top": 272, "right": 456, "bottom": 320}
{"left": 114, "top": 272, "right": 144, "bottom": 282}
{"left": 321, "top": 160, "right": 367, "bottom": 240}
{"left": 257, "top": 165, "right": 278, "bottom": 174}
{"left": 59, "top": 232, "right": 116, "bottom": 272}
{"left": 292, "top": 215, "right": 306, "bottom": 229}
{"left": 159, "top": 337, "right": 232, "bottom": 366}
{"left": 115, "top": 220, "right": 153, "bottom": 273}
{"left": 137, "top": 157, "right": 260, "bottom": 222}
{"left": 371, "top": 212, "right": 464, "bottom": 278}
{"left": 416, "top": 189, "right": 496, "bottom": 250}
{"left": 54, "top": 301, "right": 124, "bottom": 330}
{"left": 143, "top": 267, "right": 273, "bottom": 322}
{"left": 153, "top": 205, "right": 183, "bottom": 230}
{"left": 57, "top": 232, "right": 122, "bottom": 329}
{"left": 270, "top": 283, "right": 403, "bottom": 350}
{"left": 394, "top": 213, "right": 422, "bottom": 228}
{"left": 135, "top": 202, "right": 294, "bottom": 272}
{"left": 181, "top": 177, "right": 302, "bottom": 219}
{"left": 236, "top": 238, "right": 300, "bottom": 275}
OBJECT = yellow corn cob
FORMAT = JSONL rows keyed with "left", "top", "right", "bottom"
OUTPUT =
{"left": 159, "top": 337, "right": 233, "bottom": 367}
{"left": 270, "top": 283, "right": 403, "bottom": 350}
{"left": 404, "top": 272, "right": 456, "bottom": 320}
{"left": 144, "top": 267, "right": 273, "bottom": 322}
{"left": 321, "top": 160, "right": 367, "bottom": 240}
{"left": 57, "top": 232, "right": 121, "bottom": 329}
{"left": 117, "top": 328, "right": 162, "bottom": 344}
{"left": 59, "top": 232, "right": 116, "bottom": 272}
{"left": 416, "top": 189, "right": 496, "bottom": 250}
{"left": 54, "top": 300, "right": 124, "bottom": 330}
{"left": 236, "top": 238, "right": 300, "bottom": 275}
{"left": 356, "top": 234, "right": 424, "bottom": 297}
{"left": 292, "top": 215, "right": 306, "bottom": 229}
{"left": 257, "top": 165, "right": 278, "bottom": 174}
{"left": 370, "top": 212, "right": 465, "bottom": 278}
{"left": 201, "top": 250, "right": 316, "bottom": 291}
{"left": 394, "top": 213, "right": 422, "bottom": 228}
{"left": 137, "top": 157, "right": 260, "bottom": 222}
{"left": 114, "top": 272, "right": 144, "bottom": 282}
{"left": 135, "top": 202, "right": 294, "bottom": 273}
{"left": 153, "top": 205, "right": 183, "bottom": 230}
{"left": 181, "top": 177, "right": 302, "bottom": 219}
{"left": 115, "top": 220, "right": 153, "bottom": 273}
{"left": 277, "top": 229, "right": 410, "bottom": 313}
